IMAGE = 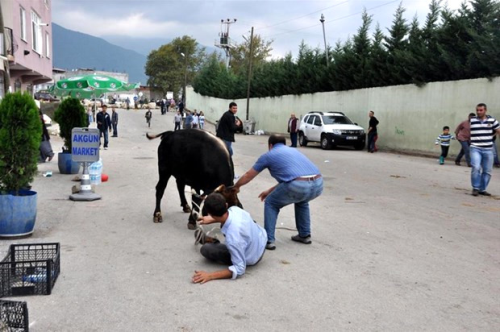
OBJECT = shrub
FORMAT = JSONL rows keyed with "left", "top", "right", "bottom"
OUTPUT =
{"left": 53, "top": 97, "right": 88, "bottom": 152}
{"left": 0, "top": 92, "right": 42, "bottom": 194}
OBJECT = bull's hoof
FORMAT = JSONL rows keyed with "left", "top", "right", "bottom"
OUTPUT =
{"left": 183, "top": 205, "right": 191, "bottom": 213}
{"left": 187, "top": 222, "right": 197, "bottom": 230}
{"left": 154, "top": 212, "right": 163, "bottom": 223}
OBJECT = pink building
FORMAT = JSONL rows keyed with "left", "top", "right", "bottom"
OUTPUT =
{"left": 0, "top": 0, "right": 52, "bottom": 98}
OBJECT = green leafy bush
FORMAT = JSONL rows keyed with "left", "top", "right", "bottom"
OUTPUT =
{"left": 0, "top": 92, "right": 42, "bottom": 194}
{"left": 54, "top": 97, "right": 88, "bottom": 152}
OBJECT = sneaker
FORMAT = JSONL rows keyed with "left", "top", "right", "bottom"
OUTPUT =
{"left": 104, "top": 147, "right": 108, "bottom": 150}
{"left": 479, "top": 191, "right": 492, "bottom": 196}
{"left": 455, "top": 161, "right": 460, "bottom": 166}
{"left": 265, "top": 242, "right": 276, "bottom": 250}
{"left": 472, "top": 189, "right": 479, "bottom": 196}
{"left": 291, "top": 234, "right": 312, "bottom": 244}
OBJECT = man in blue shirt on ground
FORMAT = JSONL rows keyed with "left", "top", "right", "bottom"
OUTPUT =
{"left": 192, "top": 193, "right": 267, "bottom": 284}
{"left": 234, "top": 134, "right": 323, "bottom": 250}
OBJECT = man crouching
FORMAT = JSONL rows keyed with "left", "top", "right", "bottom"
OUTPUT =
{"left": 192, "top": 193, "right": 267, "bottom": 284}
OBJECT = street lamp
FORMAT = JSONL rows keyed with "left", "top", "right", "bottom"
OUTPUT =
{"left": 320, "top": 14, "right": 329, "bottom": 67}
{"left": 180, "top": 52, "right": 187, "bottom": 106}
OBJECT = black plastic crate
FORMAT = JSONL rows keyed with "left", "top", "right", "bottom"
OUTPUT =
{"left": 0, "top": 299, "right": 29, "bottom": 331}
{"left": 0, "top": 243, "right": 60, "bottom": 298}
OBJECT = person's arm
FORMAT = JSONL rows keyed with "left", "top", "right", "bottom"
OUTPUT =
{"left": 258, "top": 184, "right": 278, "bottom": 201}
{"left": 234, "top": 168, "right": 259, "bottom": 188}
{"left": 192, "top": 269, "right": 233, "bottom": 284}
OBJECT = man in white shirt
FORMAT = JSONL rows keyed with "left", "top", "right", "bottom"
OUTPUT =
{"left": 192, "top": 193, "right": 267, "bottom": 284}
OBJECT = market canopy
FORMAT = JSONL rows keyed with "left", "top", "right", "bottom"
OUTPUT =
{"left": 50, "top": 74, "right": 139, "bottom": 99}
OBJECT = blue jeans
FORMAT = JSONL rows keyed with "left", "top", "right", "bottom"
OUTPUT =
{"left": 470, "top": 146, "right": 493, "bottom": 191}
{"left": 264, "top": 178, "right": 323, "bottom": 242}
{"left": 223, "top": 140, "right": 233, "bottom": 156}
{"left": 493, "top": 141, "right": 500, "bottom": 165}
{"left": 367, "top": 132, "right": 377, "bottom": 152}
{"left": 99, "top": 128, "right": 109, "bottom": 148}
{"left": 455, "top": 140, "right": 471, "bottom": 165}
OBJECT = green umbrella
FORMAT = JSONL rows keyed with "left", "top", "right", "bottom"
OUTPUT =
{"left": 50, "top": 74, "right": 138, "bottom": 99}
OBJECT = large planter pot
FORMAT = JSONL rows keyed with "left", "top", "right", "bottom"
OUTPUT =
{"left": 57, "top": 152, "right": 80, "bottom": 174}
{"left": 0, "top": 190, "right": 37, "bottom": 237}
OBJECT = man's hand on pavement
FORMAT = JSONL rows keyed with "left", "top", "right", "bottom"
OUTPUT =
{"left": 192, "top": 270, "right": 212, "bottom": 284}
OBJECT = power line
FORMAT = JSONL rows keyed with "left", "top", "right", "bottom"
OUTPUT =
{"left": 255, "top": 1, "right": 349, "bottom": 31}
{"left": 263, "top": 0, "right": 400, "bottom": 39}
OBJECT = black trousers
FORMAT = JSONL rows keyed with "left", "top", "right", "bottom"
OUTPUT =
{"left": 441, "top": 146, "right": 449, "bottom": 158}
{"left": 174, "top": 122, "right": 181, "bottom": 131}
{"left": 200, "top": 243, "right": 232, "bottom": 265}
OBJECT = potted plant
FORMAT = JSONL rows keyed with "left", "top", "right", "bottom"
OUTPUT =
{"left": 54, "top": 97, "right": 88, "bottom": 174}
{"left": 0, "top": 92, "right": 42, "bottom": 237}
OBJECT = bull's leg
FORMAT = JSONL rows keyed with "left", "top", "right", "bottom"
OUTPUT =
{"left": 154, "top": 171, "right": 170, "bottom": 223}
{"left": 175, "top": 179, "right": 190, "bottom": 213}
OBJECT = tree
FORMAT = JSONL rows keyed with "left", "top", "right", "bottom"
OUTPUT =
{"left": 145, "top": 36, "right": 206, "bottom": 98}
{"left": 229, "top": 34, "right": 273, "bottom": 75}
{"left": 384, "top": 3, "right": 411, "bottom": 85}
{"left": 352, "top": 9, "right": 373, "bottom": 88}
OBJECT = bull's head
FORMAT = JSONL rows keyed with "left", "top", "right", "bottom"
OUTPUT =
{"left": 187, "top": 185, "right": 243, "bottom": 227}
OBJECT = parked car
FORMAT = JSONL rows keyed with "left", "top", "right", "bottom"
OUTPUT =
{"left": 34, "top": 91, "right": 59, "bottom": 102}
{"left": 298, "top": 111, "right": 366, "bottom": 150}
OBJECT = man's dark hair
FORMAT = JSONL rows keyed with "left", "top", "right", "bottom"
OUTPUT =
{"left": 443, "top": 126, "right": 450, "bottom": 130}
{"left": 268, "top": 134, "right": 286, "bottom": 146}
{"left": 204, "top": 193, "right": 228, "bottom": 217}
{"left": 229, "top": 102, "right": 237, "bottom": 109}
{"left": 469, "top": 113, "right": 476, "bottom": 117}
{"left": 476, "top": 103, "right": 487, "bottom": 110}
{"left": 369, "top": 111, "right": 374, "bottom": 114}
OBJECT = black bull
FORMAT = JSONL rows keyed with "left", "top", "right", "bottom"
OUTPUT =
{"left": 147, "top": 129, "right": 236, "bottom": 228}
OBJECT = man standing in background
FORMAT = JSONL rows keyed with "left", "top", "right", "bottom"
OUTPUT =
{"left": 454, "top": 113, "right": 475, "bottom": 167}
{"left": 367, "top": 111, "right": 379, "bottom": 153}
{"left": 288, "top": 113, "right": 299, "bottom": 147}
{"left": 216, "top": 102, "right": 241, "bottom": 156}
{"left": 111, "top": 106, "right": 119, "bottom": 137}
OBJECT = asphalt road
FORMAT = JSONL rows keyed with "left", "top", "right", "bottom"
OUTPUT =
{"left": 3, "top": 108, "right": 499, "bottom": 331}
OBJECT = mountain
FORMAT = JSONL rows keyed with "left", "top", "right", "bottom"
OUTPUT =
{"left": 102, "top": 36, "right": 170, "bottom": 57}
{"left": 52, "top": 23, "right": 148, "bottom": 84}
{"left": 104, "top": 35, "right": 221, "bottom": 57}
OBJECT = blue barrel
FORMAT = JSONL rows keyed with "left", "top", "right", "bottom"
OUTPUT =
{"left": 0, "top": 190, "right": 37, "bottom": 237}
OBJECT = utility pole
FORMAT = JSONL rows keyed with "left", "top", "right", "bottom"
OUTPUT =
{"left": 320, "top": 14, "right": 329, "bottom": 67}
{"left": 245, "top": 27, "right": 254, "bottom": 121}
{"left": 215, "top": 19, "right": 237, "bottom": 69}
{"left": 181, "top": 52, "right": 187, "bottom": 105}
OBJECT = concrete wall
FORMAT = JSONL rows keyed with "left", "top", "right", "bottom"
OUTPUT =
{"left": 186, "top": 77, "right": 500, "bottom": 155}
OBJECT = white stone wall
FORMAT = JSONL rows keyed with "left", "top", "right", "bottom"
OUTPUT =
{"left": 186, "top": 77, "right": 500, "bottom": 154}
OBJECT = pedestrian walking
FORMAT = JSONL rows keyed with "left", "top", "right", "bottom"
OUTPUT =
{"left": 111, "top": 106, "right": 118, "bottom": 137}
{"left": 234, "top": 134, "right": 323, "bottom": 250}
{"left": 178, "top": 100, "right": 184, "bottom": 117}
{"left": 367, "top": 111, "right": 379, "bottom": 153}
{"left": 192, "top": 111, "right": 199, "bottom": 129}
{"left": 87, "top": 105, "right": 93, "bottom": 123}
{"left": 216, "top": 102, "right": 241, "bottom": 156}
{"left": 287, "top": 113, "right": 299, "bottom": 147}
{"left": 39, "top": 110, "right": 54, "bottom": 162}
{"left": 184, "top": 111, "right": 193, "bottom": 129}
{"left": 96, "top": 105, "right": 112, "bottom": 149}
{"left": 174, "top": 111, "right": 182, "bottom": 131}
{"left": 125, "top": 97, "right": 130, "bottom": 110}
{"left": 470, "top": 103, "right": 500, "bottom": 196}
{"left": 435, "top": 126, "right": 455, "bottom": 165}
{"left": 192, "top": 193, "right": 266, "bottom": 284}
{"left": 199, "top": 111, "right": 205, "bottom": 130}
{"left": 145, "top": 108, "right": 152, "bottom": 128}
{"left": 454, "top": 113, "right": 475, "bottom": 167}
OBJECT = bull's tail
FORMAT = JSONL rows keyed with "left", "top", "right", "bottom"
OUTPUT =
{"left": 146, "top": 131, "right": 170, "bottom": 140}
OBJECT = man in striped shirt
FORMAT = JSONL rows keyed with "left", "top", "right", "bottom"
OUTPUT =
{"left": 469, "top": 103, "right": 500, "bottom": 196}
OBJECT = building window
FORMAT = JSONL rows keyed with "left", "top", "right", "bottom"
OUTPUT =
{"left": 46, "top": 33, "right": 50, "bottom": 58}
{"left": 20, "top": 7, "right": 26, "bottom": 41}
{"left": 31, "top": 11, "right": 42, "bottom": 54}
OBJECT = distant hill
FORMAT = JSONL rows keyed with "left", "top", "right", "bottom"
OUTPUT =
{"left": 104, "top": 35, "right": 222, "bottom": 57}
{"left": 52, "top": 23, "right": 148, "bottom": 84}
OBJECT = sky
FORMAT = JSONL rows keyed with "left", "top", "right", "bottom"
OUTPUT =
{"left": 52, "top": 0, "right": 468, "bottom": 59}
